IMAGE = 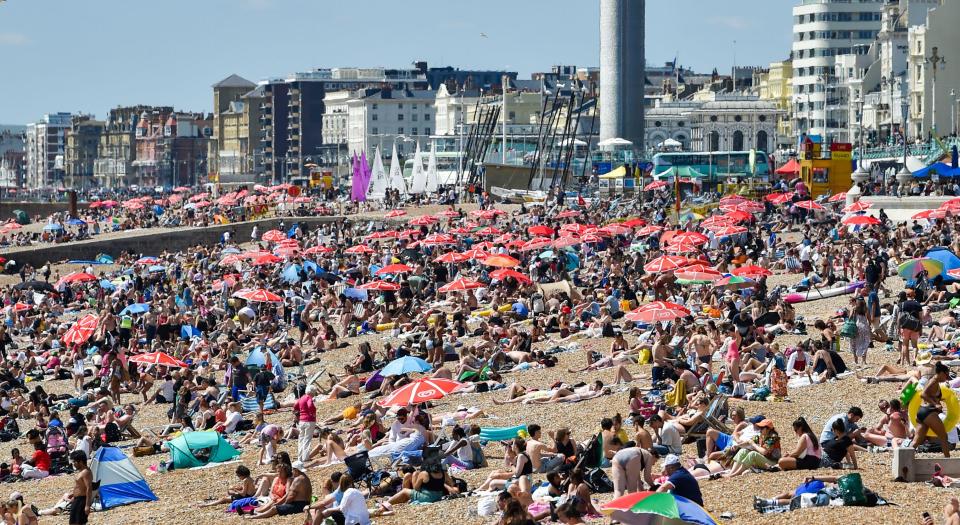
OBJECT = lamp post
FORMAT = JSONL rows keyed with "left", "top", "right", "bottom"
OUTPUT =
{"left": 926, "top": 46, "right": 946, "bottom": 136}
{"left": 852, "top": 97, "right": 869, "bottom": 187}
{"left": 897, "top": 98, "right": 912, "bottom": 186}
{"left": 880, "top": 74, "right": 898, "bottom": 143}
{"left": 951, "top": 89, "right": 957, "bottom": 137}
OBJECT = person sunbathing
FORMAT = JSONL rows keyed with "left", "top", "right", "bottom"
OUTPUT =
{"left": 526, "top": 384, "right": 612, "bottom": 404}
{"left": 321, "top": 374, "right": 362, "bottom": 400}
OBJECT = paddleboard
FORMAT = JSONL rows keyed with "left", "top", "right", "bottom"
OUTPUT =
{"left": 783, "top": 281, "right": 865, "bottom": 304}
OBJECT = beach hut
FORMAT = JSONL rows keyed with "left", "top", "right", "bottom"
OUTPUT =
{"left": 167, "top": 431, "right": 240, "bottom": 469}
{"left": 90, "top": 446, "right": 158, "bottom": 509}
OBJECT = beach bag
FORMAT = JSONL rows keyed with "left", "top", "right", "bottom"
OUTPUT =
{"left": 585, "top": 468, "right": 614, "bottom": 493}
{"left": 840, "top": 319, "right": 858, "bottom": 339}
{"left": 477, "top": 495, "right": 498, "bottom": 517}
{"left": 899, "top": 312, "right": 921, "bottom": 332}
{"left": 837, "top": 473, "right": 867, "bottom": 506}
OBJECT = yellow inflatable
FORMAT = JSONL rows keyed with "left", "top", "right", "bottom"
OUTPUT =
{"left": 908, "top": 384, "right": 960, "bottom": 437}
{"left": 471, "top": 304, "right": 512, "bottom": 317}
{"left": 375, "top": 323, "right": 396, "bottom": 332}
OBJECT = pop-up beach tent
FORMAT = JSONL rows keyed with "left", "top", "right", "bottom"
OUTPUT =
{"left": 167, "top": 431, "right": 240, "bottom": 469}
{"left": 90, "top": 446, "right": 158, "bottom": 509}
{"left": 925, "top": 247, "right": 960, "bottom": 282}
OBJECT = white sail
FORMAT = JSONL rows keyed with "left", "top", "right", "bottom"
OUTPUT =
{"left": 387, "top": 143, "right": 407, "bottom": 194}
{"left": 408, "top": 141, "right": 427, "bottom": 194}
{"left": 366, "top": 146, "right": 388, "bottom": 200}
{"left": 425, "top": 143, "right": 439, "bottom": 193}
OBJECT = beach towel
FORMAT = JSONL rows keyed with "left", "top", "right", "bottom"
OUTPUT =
{"left": 664, "top": 378, "right": 687, "bottom": 407}
{"left": 240, "top": 393, "right": 277, "bottom": 412}
{"left": 479, "top": 425, "right": 527, "bottom": 442}
{"left": 787, "top": 371, "right": 854, "bottom": 389}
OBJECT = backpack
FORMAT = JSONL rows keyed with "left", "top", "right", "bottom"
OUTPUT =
{"left": 584, "top": 468, "right": 613, "bottom": 493}
{"left": 837, "top": 473, "right": 867, "bottom": 506}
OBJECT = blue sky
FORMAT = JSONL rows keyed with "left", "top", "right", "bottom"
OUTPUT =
{"left": 0, "top": 0, "right": 792, "bottom": 124}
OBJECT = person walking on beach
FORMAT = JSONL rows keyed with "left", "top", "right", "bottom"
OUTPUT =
{"left": 292, "top": 385, "right": 318, "bottom": 469}
{"left": 70, "top": 451, "right": 92, "bottom": 525}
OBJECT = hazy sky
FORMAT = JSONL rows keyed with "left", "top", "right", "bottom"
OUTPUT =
{"left": 0, "top": 0, "right": 792, "bottom": 124}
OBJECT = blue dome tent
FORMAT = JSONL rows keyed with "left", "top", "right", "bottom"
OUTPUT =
{"left": 90, "top": 446, "right": 157, "bottom": 510}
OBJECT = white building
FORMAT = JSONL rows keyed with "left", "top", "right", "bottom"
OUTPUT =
{"left": 791, "top": 0, "right": 883, "bottom": 139}
{"left": 845, "top": 0, "right": 939, "bottom": 145}
{"left": 908, "top": 0, "right": 959, "bottom": 138}
{"left": 690, "top": 96, "right": 783, "bottom": 153}
{"left": 433, "top": 84, "right": 480, "bottom": 137}
{"left": 321, "top": 90, "right": 352, "bottom": 146}
{"left": 644, "top": 102, "right": 699, "bottom": 150}
{"left": 345, "top": 87, "right": 436, "bottom": 157}
{"left": 25, "top": 112, "right": 71, "bottom": 189}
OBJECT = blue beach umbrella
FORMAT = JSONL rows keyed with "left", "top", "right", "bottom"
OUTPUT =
{"left": 381, "top": 356, "right": 432, "bottom": 377}
{"left": 281, "top": 264, "right": 303, "bottom": 284}
{"left": 120, "top": 303, "right": 150, "bottom": 315}
{"left": 147, "top": 265, "right": 166, "bottom": 273}
{"left": 67, "top": 218, "right": 85, "bottom": 226}
{"left": 43, "top": 224, "right": 63, "bottom": 231}
{"left": 99, "top": 279, "right": 116, "bottom": 291}
{"left": 180, "top": 325, "right": 202, "bottom": 339}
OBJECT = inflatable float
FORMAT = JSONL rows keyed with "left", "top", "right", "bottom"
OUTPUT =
{"left": 374, "top": 304, "right": 514, "bottom": 332}
{"left": 907, "top": 383, "right": 960, "bottom": 437}
{"left": 783, "top": 281, "right": 865, "bottom": 304}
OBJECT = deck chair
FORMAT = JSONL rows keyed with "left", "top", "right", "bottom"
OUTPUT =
{"left": 574, "top": 432, "right": 604, "bottom": 471}
{"left": 703, "top": 394, "right": 732, "bottom": 435}
{"left": 345, "top": 450, "right": 376, "bottom": 488}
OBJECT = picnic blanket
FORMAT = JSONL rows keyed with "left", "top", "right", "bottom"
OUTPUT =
{"left": 787, "top": 371, "right": 854, "bottom": 389}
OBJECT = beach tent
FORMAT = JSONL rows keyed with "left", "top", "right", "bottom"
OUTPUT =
{"left": 90, "top": 446, "right": 158, "bottom": 509}
{"left": 925, "top": 247, "right": 960, "bottom": 282}
{"left": 167, "top": 431, "right": 240, "bottom": 469}
{"left": 913, "top": 162, "right": 957, "bottom": 179}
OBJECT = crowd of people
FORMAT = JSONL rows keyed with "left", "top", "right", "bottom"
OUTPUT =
{"left": 3, "top": 178, "right": 960, "bottom": 523}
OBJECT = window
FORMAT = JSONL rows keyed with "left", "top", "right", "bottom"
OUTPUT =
{"left": 412, "top": 114, "right": 418, "bottom": 122}
{"left": 734, "top": 115, "right": 742, "bottom": 122}
{"left": 678, "top": 121, "right": 685, "bottom": 128}
{"left": 372, "top": 127, "right": 379, "bottom": 134}
{"left": 398, "top": 103, "right": 404, "bottom": 109}
{"left": 372, "top": 114, "right": 378, "bottom": 121}
{"left": 733, "top": 130, "right": 744, "bottom": 151}
{"left": 398, "top": 114, "right": 404, "bottom": 121}
{"left": 710, "top": 116, "right": 718, "bottom": 122}
{"left": 412, "top": 127, "right": 418, "bottom": 135}
{"left": 424, "top": 114, "right": 431, "bottom": 121}
{"left": 509, "top": 111, "right": 516, "bottom": 120}
{"left": 758, "top": 115, "right": 767, "bottom": 123}
{"left": 424, "top": 127, "right": 431, "bottom": 135}
{"left": 412, "top": 104, "right": 418, "bottom": 110}
{"left": 398, "top": 127, "right": 404, "bottom": 134}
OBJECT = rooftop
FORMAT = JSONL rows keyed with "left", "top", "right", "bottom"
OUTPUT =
{"left": 212, "top": 74, "right": 256, "bottom": 90}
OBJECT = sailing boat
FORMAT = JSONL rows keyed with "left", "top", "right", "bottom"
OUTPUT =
{"left": 366, "top": 146, "right": 388, "bottom": 200}
{"left": 425, "top": 143, "right": 440, "bottom": 194}
{"left": 387, "top": 143, "right": 407, "bottom": 194}
{"left": 408, "top": 141, "right": 427, "bottom": 194}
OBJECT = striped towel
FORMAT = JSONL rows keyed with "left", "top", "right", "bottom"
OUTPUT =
{"left": 240, "top": 393, "right": 277, "bottom": 412}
